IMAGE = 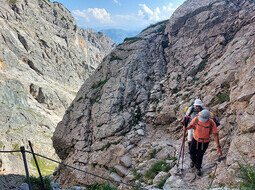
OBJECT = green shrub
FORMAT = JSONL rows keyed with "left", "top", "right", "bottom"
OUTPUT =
{"left": 174, "top": 104, "right": 181, "bottom": 113}
{"left": 13, "top": 143, "right": 20, "bottom": 151}
{"left": 9, "top": 0, "right": 17, "bottom": 4}
{"left": 76, "top": 96, "right": 83, "bottom": 102}
{"left": 110, "top": 167, "right": 116, "bottom": 174}
{"left": 169, "top": 157, "right": 177, "bottom": 161}
{"left": 24, "top": 176, "right": 51, "bottom": 190}
{"left": 237, "top": 163, "right": 255, "bottom": 189}
{"left": 99, "top": 142, "right": 111, "bottom": 151}
{"left": 91, "top": 78, "right": 109, "bottom": 89}
{"left": 61, "top": 16, "right": 66, "bottom": 21}
{"left": 216, "top": 92, "right": 230, "bottom": 103}
{"left": 182, "top": 94, "right": 189, "bottom": 101}
{"left": 90, "top": 95, "right": 101, "bottom": 104}
{"left": 157, "top": 174, "right": 170, "bottom": 188}
{"left": 110, "top": 56, "right": 122, "bottom": 61}
{"left": 149, "top": 149, "right": 157, "bottom": 159}
{"left": 132, "top": 168, "right": 142, "bottom": 182}
{"left": 197, "top": 59, "right": 208, "bottom": 72}
{"left": 171, "top": 88, "right": 180, "bottom": 94}
{"left": 244, "top": 56, "right": 249, "bottom": 63}
{"left": 86, "top": 183, "right": 117, "bottom": 190}
{"left": 145, "top": 160, "right": 173, "bottom": 179}
{"left": 124, "top": 37, "right": 142, "bottom": 44}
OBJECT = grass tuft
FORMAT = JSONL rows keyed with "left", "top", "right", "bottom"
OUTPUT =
{"left": 237, "top": 162, "right": 255, "bottom": 189}
{"left": 24, "top": 176, "right": 51, "bottom": 190}
{"left": 124, "top": 37, "right": 142, "bottom": 44}
{"left": 157, "top": 174, "right": 170, "bottom": 188}
{"left": 91, "top": 78, "right": 109, "bottom": 89}
{"left": 86, "top": 183, "right": 117, "bottom": 190}
{"left": 145, "top": 160, "right": 174, "bottom": 179}
{"left": 9, "top": 0, "right": 17, "bottom": 4}
{"left": 216, "top": 92, "right": 230, "bottom": 103}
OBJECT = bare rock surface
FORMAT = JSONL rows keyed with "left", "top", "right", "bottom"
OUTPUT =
{"left": 51, "top": 0, "right": 255, "bottom": 189}
{"left": 0, "top": 0, "right": 115, "bottom": 182}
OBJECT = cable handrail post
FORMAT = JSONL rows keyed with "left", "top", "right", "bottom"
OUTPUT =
{"left": 29, "top": 141, "right": 46, "bottom": 190}
{"left": 20, "top": 146, "right": 32, "bottom": 190}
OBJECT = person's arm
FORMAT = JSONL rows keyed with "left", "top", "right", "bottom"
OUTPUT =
{"left": 213, "top": 133, "right": 222, "bottom": 156}
{"left": 184, "top": 117, "right": 195, "bottom": 131}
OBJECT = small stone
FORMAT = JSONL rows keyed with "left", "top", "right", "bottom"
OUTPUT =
{"left": 109, "top": 172, "right": 123, "bottom": 182}
{"left": 183, "top": 172, "right": 196, "bottom": 182}
{"left": 19, "top": 183, "right": 29, "bottom": 190}
{"left": 114, "top": 165, "right": 130, "bottom": 177}
{"left": 120, "top": 154, "right": 132, "bottom": 168}
{"left": 137, "top": 129, "right": 144, "bottom": 136}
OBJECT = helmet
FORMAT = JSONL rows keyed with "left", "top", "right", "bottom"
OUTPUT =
{"left": 194, "top": 99, "right": 203, "bottom": 106}
{"left": 198, "top": 110, "right": 210, "bottom": 122}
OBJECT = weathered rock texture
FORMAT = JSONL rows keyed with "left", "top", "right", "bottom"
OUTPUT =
{"left": 53, "top": 0, "right": 255, "bottom": 189}
{"left": 0, "top": 0, "right": 115, "bottom": 182}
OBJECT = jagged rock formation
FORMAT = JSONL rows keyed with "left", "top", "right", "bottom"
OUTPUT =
{"left": 0, "top": 0, "right": 115, "bottom": 182}
{"left": 53, "top": 0, "right": 255, "bottom": 189}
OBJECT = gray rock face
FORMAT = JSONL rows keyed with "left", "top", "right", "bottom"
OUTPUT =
{"left": 53, "top": 0, "right": 255, "bottom": 189}
{"left": 0, "top": 0, "right": 115, "bottom": 177}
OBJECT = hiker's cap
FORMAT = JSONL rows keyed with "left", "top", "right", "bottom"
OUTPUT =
{"left": 194, "top": 99, "right": 203, "bottom": 106}
{"left": 198, "top": 110, "right": 210, "bottom": 122}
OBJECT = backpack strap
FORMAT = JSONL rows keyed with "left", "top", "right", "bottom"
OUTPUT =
{"left": 209, "top": 119, "right": 213, "bottom": 134}
{"left": 188, "top": 106, "right": 194, "bottom": 116}
{"left": 194, "top": 117, "right": 198, "bottom": 129}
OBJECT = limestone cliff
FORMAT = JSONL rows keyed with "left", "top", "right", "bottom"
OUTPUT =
{"left": 53, "top": 0, "right": 255, "bottom": 189}
{"left": 0, "top": 0, "right": 115, "bottom": 180}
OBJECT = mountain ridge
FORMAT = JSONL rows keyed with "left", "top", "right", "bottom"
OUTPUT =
{"left": 53, "top": 0, "right": 255, "bottom": 189}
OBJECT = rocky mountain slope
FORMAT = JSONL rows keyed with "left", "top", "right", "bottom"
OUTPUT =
{"left": 0, "top": 0, "right": 115, "bottom": 181}
{"left": 52, "top": 0, "right": 255, "bottom": 189}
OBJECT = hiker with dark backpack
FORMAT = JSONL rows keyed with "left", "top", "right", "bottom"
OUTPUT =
{"left": 184, "top": 110, "right": 222, "bottom": 176}
{"left": 185, "top": 99, "right": 204, "bottom": 149}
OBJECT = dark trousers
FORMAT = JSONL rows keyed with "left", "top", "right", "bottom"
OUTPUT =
{"left": 190, "top": 138, "right": 209, "bottom": 169}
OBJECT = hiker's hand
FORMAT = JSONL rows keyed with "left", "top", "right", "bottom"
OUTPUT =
{"left": 217, "top": 147, "right": 222, "bottom": 156}
{"left": 183, "top": 126, "right": 187, "bottom": 131}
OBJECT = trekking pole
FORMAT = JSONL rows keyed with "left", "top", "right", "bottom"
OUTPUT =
{"left": 177, "top": 129, "right": 184, "bottom": 168}
{"left": 181, "top": 130, "right": 185, "bottom": 169}
{"left": 177, "top": 116, "right": 190, "bottom": 170}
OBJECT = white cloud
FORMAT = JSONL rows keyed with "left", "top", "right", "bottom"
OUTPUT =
{"left": 163, "top": 3, "right": 176, "bottom": 12}
{"left": 73, "top": 8, "right": 113, "bottom": 25}
{"left": 138, "top": 4, "right": 162, "bottom": 22}
{"left": 136, "top": 2, "right": 177, "bottom": 25}
{"left": 113, "top": 0, "right": 121, "bottom": 5}
{"left": 72, "top": 2, "right": 179, "bottom": 31}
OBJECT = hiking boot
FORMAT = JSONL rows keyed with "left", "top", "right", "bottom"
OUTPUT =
{"left": 190, "top": 161, "right": 194, "bottom": 168}
{"left": 196, "top": 168, "right": 202, "bottom": 176}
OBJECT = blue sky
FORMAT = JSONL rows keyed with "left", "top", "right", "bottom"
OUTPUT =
{"left": 53, "top": 0, "right": 186, "bottom": 31}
